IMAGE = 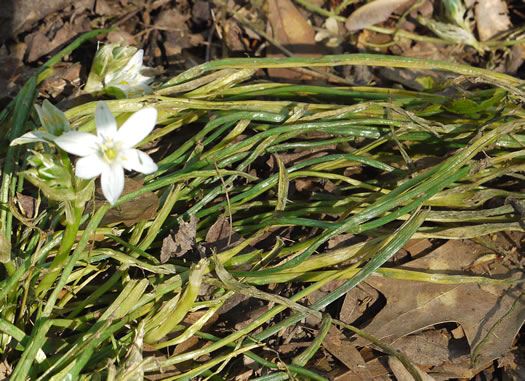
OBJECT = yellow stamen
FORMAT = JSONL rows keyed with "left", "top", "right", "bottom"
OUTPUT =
{"left": 105, "top": 148, "right": 117, "bottom": 160}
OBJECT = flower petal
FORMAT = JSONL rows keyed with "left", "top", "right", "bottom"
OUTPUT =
{"left": 101, "top": 164, "right": 125, "bottom": 205}
{"left": 122, "top": 50, "right": 144, "bottom": 75}
{"left": 75, "top": 154, "right": 106, "bottom": 179}
{"left": 54, "top": 132, "right": 99, "bottom": 156}
{"left": 116, "top": 108, "right": 157, "bottom": 148}
{"left": 126, "top": 80, "right": 153, "bottom": 97}
{"left": 95, "top": 101, "right": 118, "bottom": 139}
{"left": 121, "top": 149, "right": 157, "bottom": 174}
{"left": 10, "top": 131, "right": 55, "bottom": 146}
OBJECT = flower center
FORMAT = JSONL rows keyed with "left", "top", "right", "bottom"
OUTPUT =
{"left": 105, "top": 147, "right": 117, "bottom": 160}
{"left": 99, "top": 138, "right": 121, "bottom": 163}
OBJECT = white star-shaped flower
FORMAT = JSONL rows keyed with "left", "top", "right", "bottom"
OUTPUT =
{"left": 54, "top": 101, "right": 158, "bottom": 205}
{"left": 104, "top": 49, "right": 153, "bottom": 98}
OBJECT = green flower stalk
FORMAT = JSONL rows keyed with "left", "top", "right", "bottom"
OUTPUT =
{"left": 14, "top": 150, "right": 90, "bottom": 298}
{"left": 85, "top": 43, "right": 154, "bottom": 98}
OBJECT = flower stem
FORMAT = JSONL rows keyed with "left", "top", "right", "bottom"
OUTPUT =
{"left": 35, "top": 204, "right": 84, "bottom": 297}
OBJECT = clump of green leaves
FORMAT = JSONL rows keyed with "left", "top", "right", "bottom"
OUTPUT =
{"left": 1, "top": 32, "right": 525, "bottom": 381}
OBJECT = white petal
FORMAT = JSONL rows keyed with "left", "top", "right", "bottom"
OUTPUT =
{"left": 75, "top": 155, "right": 106, "bottom": 179}
{"left": 121, "top": 149, "right": 157, "bottom": 174}
{"left": 116, "top": 108, "right": 157, "bottom": 148}
{"left": 54, "top": 132, "right": 99, "bottom": 156}
{"left": 136, "top": 73, "right": 154, "bottom": 86}
{"left": 123, "top": 50, "right": 144, "bottom": 74}
{"left": 101, "top": 164, "right": 125, "bottom": 205}
{"left": 10, "top": 131, "right": 54, "bottom": 145}
{"left": 95, "top": 101, "right": 118, "bottom": 139}
{"left": 126, "top": 80, "right": 153, "bottom": 97}
{"left": 104, "top": 71, "right": 118, "bottom": 86}
{"left": 104, "top": 71, "right": 127, "bottom": 88}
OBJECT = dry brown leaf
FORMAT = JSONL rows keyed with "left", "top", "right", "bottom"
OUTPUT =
{"left": 235, "top": 369, "right": 254, "bottom": 381}
{"left": 475, "top": 0, "right": 511, "bottom": 41}
{"left": 497, "top": 351, "right": 525, "bottom": 380}
{"left": 0, "top": 0, "right": 75, "bottom": 40}
{"left": 333, "top": 356, "right": 391, "bottom": 380}
{"left": 204, "top": 214, "right": 244, "bottom": 252}
{"left": 267, "top": 0, "right": 316, "bottom": 51}
{"left": 39, "top": 62, "right": 82, "bottom": 99}
{"left": 160, "top": 216, "right": 198, "bottom": 263}
{"left": 392, "top": 329, "right": 465, "bottom": 367}
{"left": 25, "top": 13, "right": 91, "bottom": 62}
{"left": 191, "top": 0, "right": 211, "bottom": 25}
{"left": 182, "top": 309, "right": 218, "bottom": 329}
{"left": 388, "top": 355, "right": 436, "bottom": 381}
{"left": 107, "top": 30, "right": 138, "bottom": 46}
{"left": 156, "top": 9, "right": 204, "bottom": 58}
{"left": 94, "top": 0, "right": 113, "bottom": 16}
{"left": 351, "top": 240, "right": 525, "bottom": 377}
{"left": 16, "top": 192, "right": 36, "bottom": 218}
{"left": 0, "top": 359, "right": 12, "bottom": 381}
{"left": 324, "top": 326, "right": 372, "bottom": 379}
{"left": 340, "top": 282, "right": 379, "bottom": 324}
{"left": 346, "top": 0, "right": 413, "bottom": 32}
{"left": 205, "top": 214, "right": 230, "bottom": 243}
{"left": 93, "top": 177, "right": 159, "bottom": 227}
{"left": 266, "top": 0, "right": 324, "bottom": 80}
{"left": 223, "top": 20, "right": 247, "bottom": 52}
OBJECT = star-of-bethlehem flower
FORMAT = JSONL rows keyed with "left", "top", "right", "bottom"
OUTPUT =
{"left": 85, "top": 44, "right": 154, "bottom": 98}
{"left": 54, "top": 101, "right": 158, "bottom": 205}
{"left": 103, "top": 49, "right": 154, "bottom": 98}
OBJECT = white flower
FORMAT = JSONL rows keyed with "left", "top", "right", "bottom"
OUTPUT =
{"left": 11, "top": 100, "right": 70, "bottom": 145}
{"left": 85, "top": 44, "right": 154, "bottom": 98}
{"left": 103, "top": 49, "right": 154, "bottom": 98}
{"left": 54, "top": 101, "right": 158, "bottom": 205}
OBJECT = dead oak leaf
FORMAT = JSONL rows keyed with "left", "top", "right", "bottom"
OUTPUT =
{"left": 351, "top": 240, "right": 525, "bottom": 376}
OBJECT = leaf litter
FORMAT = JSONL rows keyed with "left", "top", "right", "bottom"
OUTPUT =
{"left": 161, "top": 215, "right": 198, "bottom": 262}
